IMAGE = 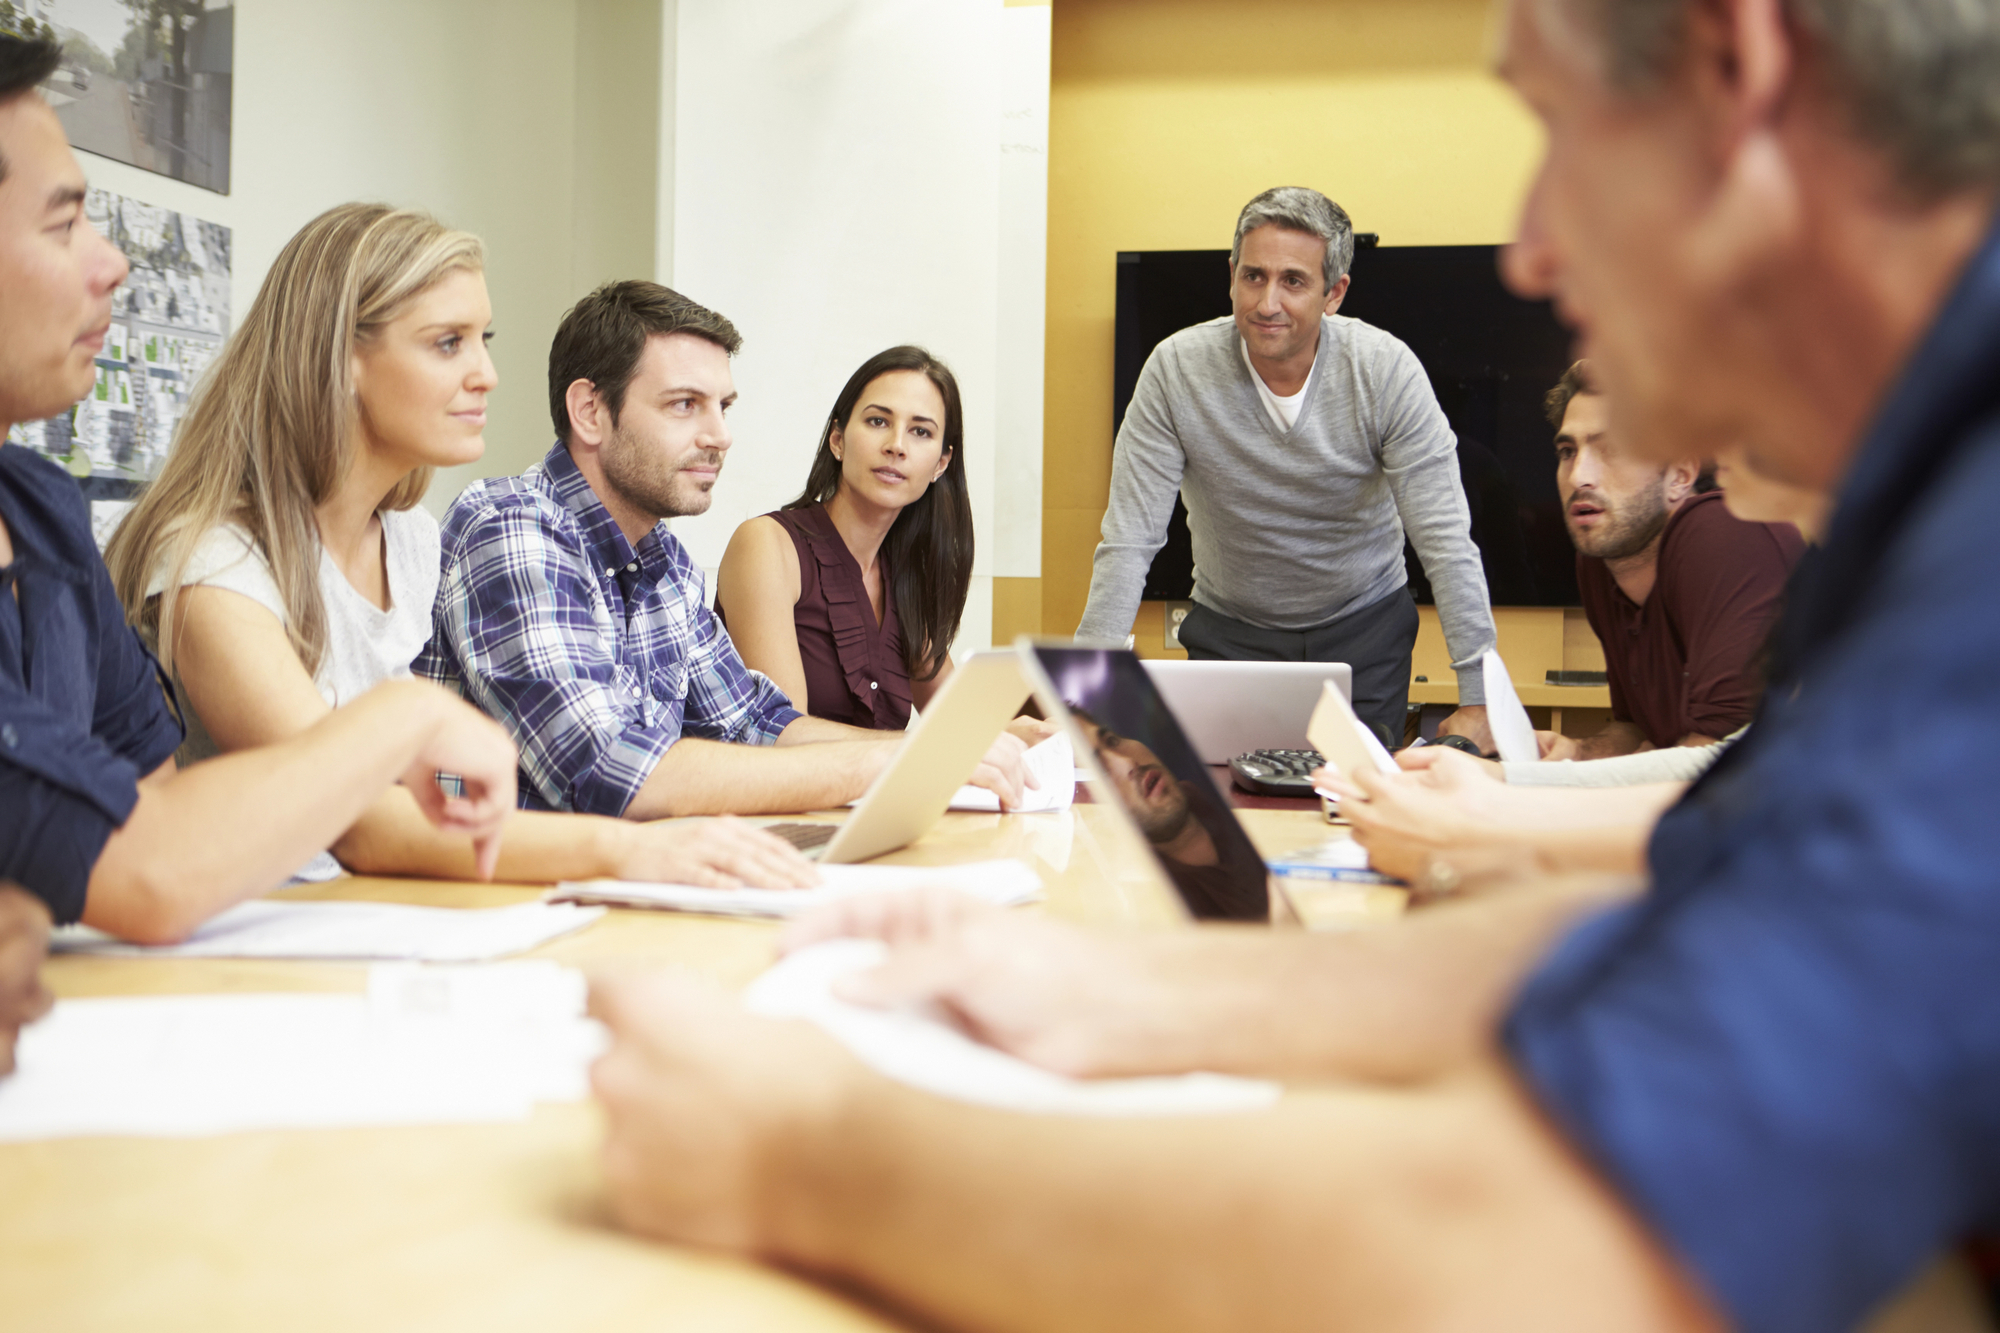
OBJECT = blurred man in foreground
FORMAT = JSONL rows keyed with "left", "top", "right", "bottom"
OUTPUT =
{"left": 589, "top": 2, "right": 2000, "bottom": 1330}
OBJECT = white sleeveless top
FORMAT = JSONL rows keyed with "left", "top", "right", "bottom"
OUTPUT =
{"left": 149, "top": 508, "right": 441, "bottom": 878}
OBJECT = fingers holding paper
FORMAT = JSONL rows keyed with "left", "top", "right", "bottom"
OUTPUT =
{"left": 964, "top": 729, "right": 1037, "bottom": 811}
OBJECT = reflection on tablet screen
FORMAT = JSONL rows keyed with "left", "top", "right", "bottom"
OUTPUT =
{"left": 1032, "top": 647, "right": 1269, "bottom": 922}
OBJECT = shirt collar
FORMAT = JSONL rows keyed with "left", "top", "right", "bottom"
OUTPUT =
{"left": 540, "top": 441, "right": 678, "bottom": 586}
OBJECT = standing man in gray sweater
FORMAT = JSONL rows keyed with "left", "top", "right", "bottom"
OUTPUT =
{"left": 1076, "top": 187, "right": 1498, "bottom": 748}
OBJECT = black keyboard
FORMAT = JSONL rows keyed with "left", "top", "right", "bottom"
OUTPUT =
{"left": 1227, "top": 748, "right": 1326, "bottom": 797}
{"left": 761, "top": 822, "right": 838, "bottom": 854}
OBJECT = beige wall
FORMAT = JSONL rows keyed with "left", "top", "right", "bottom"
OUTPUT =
{"left": 73, "top": 0, "right": 665, "bottom": 515}
{"left": 1039, "top": 0, "right": 1549, "bottom": 655}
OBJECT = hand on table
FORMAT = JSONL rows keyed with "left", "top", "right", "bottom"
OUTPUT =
{"left": 616, "top": 816, "right": 820, "bottom": 890}
{"left": 0, "top": 884, "right": 54, "bottom": 1077}
{"left": 588, "top": 969, "right": 855, "bottom": 1253}
{"left": 965, "top": 729, "right": 1039, "bottom": 811}
{"left": 1435, "top": 704, "right": 1494, "bottom": 755}
{"left": 779, "top": 888, "right": 1196, "bottom": 1078}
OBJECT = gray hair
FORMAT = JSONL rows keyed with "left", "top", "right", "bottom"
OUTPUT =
{"left": 1230, "top": 187, "right": 1355, "bottom": 290}
{"left": 1569, "top": 0, "right": 2000, "bottom": 196}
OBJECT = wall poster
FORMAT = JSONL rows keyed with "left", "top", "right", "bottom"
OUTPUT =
{"left": 20, "top": 0, "right": 234, "bottom": 194}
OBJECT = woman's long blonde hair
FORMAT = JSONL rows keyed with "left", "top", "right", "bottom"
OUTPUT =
{"left": 107, "top": 203, "right": 484, "bottom": 677}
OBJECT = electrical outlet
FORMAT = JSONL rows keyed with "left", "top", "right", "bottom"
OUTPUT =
{"left": 1165, "top": 601, "right": 1193, "bottom": 649}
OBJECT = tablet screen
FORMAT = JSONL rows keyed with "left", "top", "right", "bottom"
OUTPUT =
{"left": 1030, "top": 646, "right": 1269, "bottom": 921}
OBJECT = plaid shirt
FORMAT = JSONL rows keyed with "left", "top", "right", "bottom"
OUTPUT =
{"left": 416, "top": 442, "right": 800, "bottom": 815}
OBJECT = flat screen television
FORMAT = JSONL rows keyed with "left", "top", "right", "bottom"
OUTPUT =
{"left": 1112, "top": 243, "right": 1580, "bottom": 607}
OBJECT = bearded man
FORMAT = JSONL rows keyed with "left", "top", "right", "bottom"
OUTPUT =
{"left": 1547, "top": 361, "right": 1802, "bottom": 758}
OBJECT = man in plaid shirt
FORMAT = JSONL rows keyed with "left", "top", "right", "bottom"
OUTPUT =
{"left": 417, "top": 282, "right": 1029, "bottom": 817}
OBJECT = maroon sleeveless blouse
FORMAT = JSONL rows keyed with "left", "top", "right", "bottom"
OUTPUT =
{"left": 765, "top": 505, "right": 912, "bottom": 731}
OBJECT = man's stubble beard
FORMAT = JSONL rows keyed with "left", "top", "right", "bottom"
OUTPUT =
{"left": 600, "top": 422, "right": 723, "bottom": 522}
{"left": 1567, "top": 484, "right": 1671, "bottom": 562}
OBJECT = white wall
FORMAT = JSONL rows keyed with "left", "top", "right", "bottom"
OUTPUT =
{"left": 994, "top": 3, "right": 1049, "bottom": 584}
{"left": 69, "top": 0, "right": 1050, "bottom": 649}
{"left": 68, "top": 0, "right": 648, "bottom": 516}
{"left": 662, "top": 0, "right": 1011, "bottom": 652}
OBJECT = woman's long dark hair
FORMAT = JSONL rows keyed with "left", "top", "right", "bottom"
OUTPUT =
{"left": 786, "top": 346, "right": 973, "bottom": 683}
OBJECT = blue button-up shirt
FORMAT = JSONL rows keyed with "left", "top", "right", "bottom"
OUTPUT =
{"left": 1506, "top": 224, "right": 2000, "bottom": 1333}
{"left": 0, "top": 445, "right": 183, "bottom": 923}
{"left": 416, "top": 442, "right": 800, "bottom": 815}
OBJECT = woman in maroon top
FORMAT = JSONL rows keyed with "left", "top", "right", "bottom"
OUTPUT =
{"left": 716, "top": 347, "right": 973, "bottom": 732}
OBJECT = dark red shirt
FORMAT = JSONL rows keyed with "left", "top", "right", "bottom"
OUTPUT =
{"left": 762, "top": 504, "right": 911, "bottom": 731}
{"left": 1576, "top": 491, "right": 1803, "bottom": 748}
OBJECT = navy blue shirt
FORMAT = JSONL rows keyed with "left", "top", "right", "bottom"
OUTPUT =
{"left": 1506, "top": 224, "right": 2000, "bottom": 1333}
{"left": 0, "top": 445, "right": 182, "bottom": 924}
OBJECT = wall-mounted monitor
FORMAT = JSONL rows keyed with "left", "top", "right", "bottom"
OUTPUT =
{"left": 1112, "top": 244, "right": 1580, "bottom": 608}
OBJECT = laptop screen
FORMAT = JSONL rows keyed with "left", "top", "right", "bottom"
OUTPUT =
{"left": 1029, "top": 646, "right": 1269, "bottom": 921}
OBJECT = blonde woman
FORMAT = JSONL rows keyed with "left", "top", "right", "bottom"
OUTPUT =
{"left": 106, "top": 204, "right": 813, "bottom": 889}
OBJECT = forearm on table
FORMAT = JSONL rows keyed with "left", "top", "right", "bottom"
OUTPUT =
{"left": 1094, "top": 881, "right": 1628, "bottom": 1084}
{"left": 624, "top": 735, "right": 892, "bottom": 819}
{"left": 768, "top": 1059, "right": 1715, "bottom": 1333}
{"left": 333, "top": 793, "right": 627, "bottom": 884}
{"left": 84, "top": 682, "right": 456, "bottom": 942}
{"left": 1570, "top": 722, "right": 1650, "bottom": 760}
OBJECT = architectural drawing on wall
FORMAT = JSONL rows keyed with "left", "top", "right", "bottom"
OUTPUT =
{"left": 19, "top": 0, "right": 233, "bottom": 193}
{"left": 6, "top": 187, "right": 231, "bottom": 505}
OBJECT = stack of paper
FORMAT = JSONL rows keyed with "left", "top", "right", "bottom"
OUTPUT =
{"left": 0, "top": 962, "right": 604, "bottom": 1141}
{"left": 553, "top": 857, "right": 1043, "bottom": 919}
{"left": 52, "top": 899, "right": 604, "bottom": 962}
{"left": 746, "top": 939, "right": 1281, "bottom": 1117}
{"left": 947, "top": 732, "right": 1077, "bottom": 813}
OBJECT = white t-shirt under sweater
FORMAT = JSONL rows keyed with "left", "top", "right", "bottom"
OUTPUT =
{"left": 1241, "top": 337, "right": 1313, "bottom": 433}
{"left": 147, "top": 507, "right": 441, "bottom": 878}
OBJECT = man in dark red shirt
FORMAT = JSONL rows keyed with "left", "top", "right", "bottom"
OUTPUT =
{"left": 1544, "top": 363, "right": 1804, "bottom": 760}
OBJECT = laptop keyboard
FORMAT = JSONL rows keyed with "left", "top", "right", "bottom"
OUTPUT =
{"left": 1227, "top": 748, "right": 1327, "bottom": 797}
{"left": 762, "top": 823, "right": 838, "bottom": 853}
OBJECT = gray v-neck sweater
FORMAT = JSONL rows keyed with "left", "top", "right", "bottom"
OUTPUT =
{"left": 1076, "top": 314, "right": 1496, "bottom": 702}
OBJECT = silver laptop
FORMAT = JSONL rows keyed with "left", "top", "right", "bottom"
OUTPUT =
{"left": 760, "top": 650, "right": 1031, "bottom": 863}
{"left": 1140, "top": 659, "right": 1354, "bottom": 763}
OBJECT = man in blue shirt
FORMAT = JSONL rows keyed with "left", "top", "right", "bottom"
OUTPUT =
{"left": 0, "top": 30, "right": 518, "bottom": 982}
{"left": 419, "top": 281, "right": 1033, "bottom": 817}
{"left": 578, "top": 2, "right": 2000, "bottom": 1330}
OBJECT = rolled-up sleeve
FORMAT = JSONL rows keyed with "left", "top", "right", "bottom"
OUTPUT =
{"left": 0, "top": 694, "right": 145, "bottom": 925}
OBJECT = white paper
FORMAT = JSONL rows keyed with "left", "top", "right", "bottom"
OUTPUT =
{"left": 947, "top": 732, "right": 1076, "bottom": 812}
{"left": 745, "top": 940, "right": 1279, "bottom": 1117}
{"left": 1480, "top": 649, "right": 1541, "bottom": 765}
{"left": 52, "top": 900, "right": 605, "bottom": 962}
{"left": 1306, "top": 680, "right": 1399, "bottom": 780}
{"left": 552, "top": 858, "right": 1043, "bottom": 919}
{"left": 0, "top": 962, "right": 605, "bottom": 1141}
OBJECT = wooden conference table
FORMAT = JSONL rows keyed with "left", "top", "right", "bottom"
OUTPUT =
{"left": 0, "top": 795, "right": 1376, "bottom": 1333}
